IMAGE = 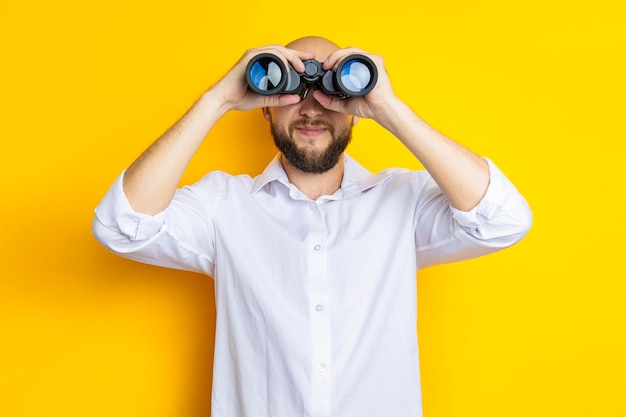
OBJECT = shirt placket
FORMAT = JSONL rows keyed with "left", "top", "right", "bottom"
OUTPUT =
{"left": 307, "top": 201, "right": 331, "bottom": 417}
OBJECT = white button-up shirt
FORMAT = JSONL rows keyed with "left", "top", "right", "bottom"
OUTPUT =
{"left": 93, "top": 154, "right": 531, "bottom": 417}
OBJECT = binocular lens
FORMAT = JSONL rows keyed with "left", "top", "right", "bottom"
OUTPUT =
{"left": 337, "top": 57, "right": 376, "bottom": 96}
{"left": 247, "top": 55, "right": 286, "bottom": 94}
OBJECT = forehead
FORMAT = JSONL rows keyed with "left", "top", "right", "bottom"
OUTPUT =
{"left": 286, "top": 37, "right": 340, "bottom": 61}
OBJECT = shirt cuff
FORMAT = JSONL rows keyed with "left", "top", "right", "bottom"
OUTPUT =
{"left": 94, "top": 171, "right": 167, "bottom": 241}
{"left": 450, "top": 158, "right": 518, "bottom": 227}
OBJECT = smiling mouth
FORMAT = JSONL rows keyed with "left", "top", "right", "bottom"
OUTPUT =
{"left": 296, "top": 126, "right": 327, "bottom": 136}
{"left": 293, "top": 121, "right": 331, "bottom": 136}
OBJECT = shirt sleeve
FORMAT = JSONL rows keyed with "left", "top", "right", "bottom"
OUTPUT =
{"left": 92, "top": 171, "right": 216, "bottom": 276}
{"left": 414, "top": 158, "right": 532, "bottom": 269}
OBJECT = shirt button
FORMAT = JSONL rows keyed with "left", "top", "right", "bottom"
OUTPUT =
{"left": 315, "top": 304, "right": 323, "bottom": 312}
{"left": 313, "top": 244, "right": 322, "bottom": 251}
{"left": 318, "top": 363, "right": 326, "bottom": 372}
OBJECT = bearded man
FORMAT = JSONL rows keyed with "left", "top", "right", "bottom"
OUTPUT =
{"left": 93, "top": 36, "right": 532, "bottom": 417}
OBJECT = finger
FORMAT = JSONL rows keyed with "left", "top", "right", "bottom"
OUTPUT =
{"left": 247, "top": 46, "right": 315, "bottom": 73}
{"left": 261, "top": 93, "right": 302, "bottom": 108}
{"left": 322, "top": 47, "right": 366, "bottom": 70}
{"left": 311, "top": 90, "right": 348, "bottom": 114}
{"left": 279, "top": 47, "right": 316, "bottom": 72}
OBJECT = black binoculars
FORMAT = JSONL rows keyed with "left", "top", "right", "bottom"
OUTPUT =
{"left": 245, "top": 53, "right": 377, "bottom": 98}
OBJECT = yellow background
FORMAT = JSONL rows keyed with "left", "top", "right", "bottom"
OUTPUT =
{"left": 1, "top": 0, "right": 624, "bottom": 416}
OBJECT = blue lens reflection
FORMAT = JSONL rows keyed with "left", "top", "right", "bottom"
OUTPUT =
{"left": 250, "top": 61, "right": 283, "bottom": 91}
{"left": 340, "top": 61, "right": 371, "bottom": 93}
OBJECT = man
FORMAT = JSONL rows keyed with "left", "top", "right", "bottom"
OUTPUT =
{"left": 93, "top": 36, "right": 532, "bottom": 417}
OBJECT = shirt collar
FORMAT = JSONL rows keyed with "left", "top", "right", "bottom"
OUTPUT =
{"left": 252, "top": 153, "right": 391, "bottom": 199}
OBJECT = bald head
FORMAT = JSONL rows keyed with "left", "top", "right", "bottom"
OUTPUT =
{"left": 286, "top": 36, "right": 341, "bottom": 62}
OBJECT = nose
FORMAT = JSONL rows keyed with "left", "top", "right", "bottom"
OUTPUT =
{"left": 298, "top": 86, "right": 325, "bottom": 118}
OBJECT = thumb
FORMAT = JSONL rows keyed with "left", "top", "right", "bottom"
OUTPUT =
{"left": 312, "top": 90, "right": 360, "bottom": 117}
{"left": 262, "top": 94, "right": 302, "bottom": 108}
{"left": 311, "top": 90, "right": 343, "bottom": 112}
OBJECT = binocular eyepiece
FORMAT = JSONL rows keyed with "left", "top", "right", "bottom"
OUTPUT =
{"left": 245, "top": 53, "right": 378, "bottom": 98}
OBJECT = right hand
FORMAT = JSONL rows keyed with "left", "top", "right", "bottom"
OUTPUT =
{"left": 210, "top": 45, "right": 316, "bottom": 113}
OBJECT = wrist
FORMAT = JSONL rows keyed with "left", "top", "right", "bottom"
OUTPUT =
{"left": 198, "top": 88, "right": 232, "bottom": 119}
{"left": 374, "top": 97, "right": 419, "bottom": 132}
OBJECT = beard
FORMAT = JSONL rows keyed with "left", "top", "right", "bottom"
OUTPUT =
{"left": 270, "top": 118, "right": 352, "bottom": 174}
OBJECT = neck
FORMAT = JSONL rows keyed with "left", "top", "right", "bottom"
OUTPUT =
{"left": 280, "top": 154, "right": 345, "bottom": 200}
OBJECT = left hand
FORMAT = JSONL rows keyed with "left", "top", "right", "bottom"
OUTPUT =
{"left": 311, "top": 47, "right": 398, "bottom": 121}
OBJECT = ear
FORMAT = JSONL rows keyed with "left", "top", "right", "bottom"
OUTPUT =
{"left": 262, "top": 107, "right": 271, "bottom": 123}
{"left": 352, "top": 116, "right": 360, "bottom": 126}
